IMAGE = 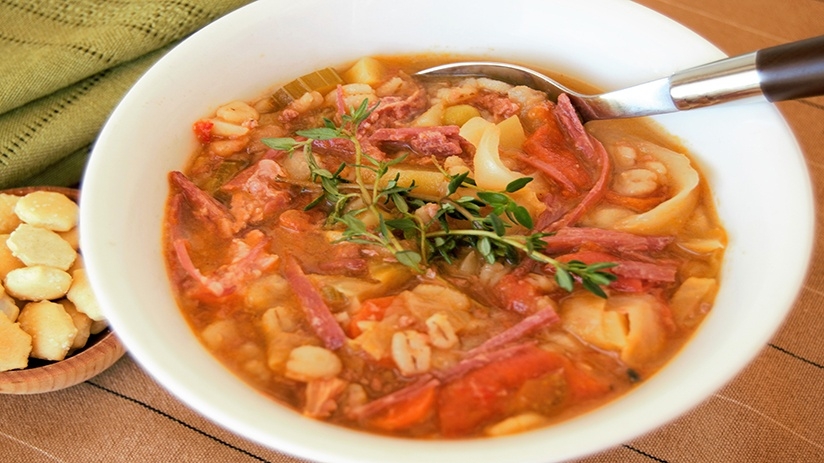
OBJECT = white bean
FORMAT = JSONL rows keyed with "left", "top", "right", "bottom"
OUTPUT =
{"left": 475, "top": 77, "right": 513, "bottom": 94}
{"left": 612, "top": 168, "right": 659, "bottom": 197}
{"left": 285, "top": 345, "right": 342, "bottom": 382}
{"left": 209, "top": 138, "right": 248, "bottom": 157}
{"left": 215, "top": 100, "right": 259, "bottom": 125}
{"left": 643, "top": 160, "right": 668, "bottom": 178}
{"left": 326, "top": 83, "right": 377, "bottom": 111}
{"left": 287, "top": 91, "right": 324, "bottom": 114}
{"left": 611, "top": 144, "right": 638, "bottom": 169}
{"left": 209, "top": 119, "right": 249, "bottom": 138}
{"left": 506, "top": 85, "right": 547, "bottom": 111}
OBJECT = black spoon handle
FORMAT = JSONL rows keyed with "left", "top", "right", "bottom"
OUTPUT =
{"left": 756, "top": 34, "right": 824, "bottom": 102}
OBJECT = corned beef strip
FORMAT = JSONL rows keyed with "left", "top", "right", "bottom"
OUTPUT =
{"left": 611, "top": 260, "right": 677, "bottom": 282}
{"left": 369, "top": 126, "right": 472, "bottom": 157}
{"left": 433, "top": 342, "right": 537, "bottom": 383}
{"left": 545, "top": 94, "right": 612, "bottom": 231}
{"left": 542, "top": 227, "right": 674, "bottom": 254}
{"left": 168, "top": 171, "right": 234, "bottom": 238}
{"left": 283, "top": 255, "right": 347, "bottom": 350}
{"left": 465, "top": 308, "right": 559, "bottom": 358}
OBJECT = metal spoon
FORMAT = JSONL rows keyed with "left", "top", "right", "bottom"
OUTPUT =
{"left": 416, "top": 35, "right": 824, "bottom": 122}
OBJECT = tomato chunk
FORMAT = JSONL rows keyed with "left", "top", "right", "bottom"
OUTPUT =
{"left": 438, "top": 345, "right": 565, "bottom": 436}
{"left": 438, "top": 344, "right": 615, "bottom": 436}
{"left": 494, "top": 273, "right": 541, "bottom": 314}
{"left": 192, "top": 119, "right": 214, "bottom": 144}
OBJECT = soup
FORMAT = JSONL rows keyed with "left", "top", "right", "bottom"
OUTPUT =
{"left": 164, "top": 55, "right": 726, "bottom": 438}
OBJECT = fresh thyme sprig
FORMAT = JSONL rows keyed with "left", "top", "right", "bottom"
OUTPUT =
{"left": 262, "top": 99, "right": 617, "bottom": 297}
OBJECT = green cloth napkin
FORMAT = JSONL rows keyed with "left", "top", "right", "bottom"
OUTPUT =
{"left": 0, "top": 0, "right": 254, "bottom": 189}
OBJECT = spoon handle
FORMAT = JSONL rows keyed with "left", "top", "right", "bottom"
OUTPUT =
{"left": 669, "top": 35, "right": 824, "bottom": 110}
{"left": 757, "top": 35, "right": 824, "bottom": 102}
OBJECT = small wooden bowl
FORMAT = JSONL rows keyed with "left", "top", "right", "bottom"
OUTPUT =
{"left": 0, "top": 330, "right": 125, "bottom": 394}
{"left": 0, "top": 186, "right": 126, "bottom": 394}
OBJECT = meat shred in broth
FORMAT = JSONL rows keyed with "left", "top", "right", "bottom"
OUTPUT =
{"left": 164, "top": 55, "right": 726, "bottom": 438}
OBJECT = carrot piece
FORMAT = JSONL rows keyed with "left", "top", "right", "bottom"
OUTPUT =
{"left": 348, "top": 296, "right": 396, "bottom": 337}
{"left": 604, "top": 190, "right": 667, "bottom": 213}
{"left": 369, "top": 383, "right": 437, "bottom": 431}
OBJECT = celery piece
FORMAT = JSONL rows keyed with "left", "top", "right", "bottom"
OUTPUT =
{"left": 271, "top": 67, "right": 343, "bottom": 109}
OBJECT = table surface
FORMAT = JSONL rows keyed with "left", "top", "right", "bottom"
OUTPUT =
{"left": 3, "top": 1, "right": 824, "bottom": 462}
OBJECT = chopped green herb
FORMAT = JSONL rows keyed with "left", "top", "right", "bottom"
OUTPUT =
{"left": 261, "top": 99, "right": 616, "bottom": 297}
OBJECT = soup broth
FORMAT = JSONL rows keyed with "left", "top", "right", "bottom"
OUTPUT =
{"left": 164, "top": 55, "right": 726, "bottom": 438}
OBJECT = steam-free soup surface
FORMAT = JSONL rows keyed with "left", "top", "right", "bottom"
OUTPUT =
{"left": 164, "top": 55, "right": 726, "bottom": 438}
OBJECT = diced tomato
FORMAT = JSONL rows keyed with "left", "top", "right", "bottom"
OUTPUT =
{"left": 562, "top": 362, "right": 612, "bottom": 401}
{"left": 348, "top": 296, "right": 396, "bottom": 337}
{"left": 494, "top": 273, "right": 540, "bottom": 314}
{"left": 369, "top": 383, "right": 437, "bottom": 431}
{"left": 193, "top": 119, "right": 214, "bottom": 144}
{"left": 278, "top": 209, "right": 318, "bottom": 233}
{"left": 522, "top": 107, "right": 593, "bottom": 192}
{"left": 437, "top": 345, "right": 615, "bottom": 436}
{"left": 437, "top": 345, "right": 565, "bottom": 437}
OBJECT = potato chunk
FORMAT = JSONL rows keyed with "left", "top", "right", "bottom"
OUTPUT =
{"left": 7, "top": 223, "right": 77, "bottom": 270}
{"left": 0, "top": 312, "right": 32, "bottom": 371}
{"left": 18, "top": 301, "right": 78, "bottom": 361}
{"left": 342, "top": 57, "right": 388, "bottom": 86}
{"left": 561, "top": 291, "right": 627, "bottom": 352}
{"left": 670, "top": 277, "right": 718, "bottom": 329}
{"left": 14, "top": 191, "right": 79, "bottom": 232}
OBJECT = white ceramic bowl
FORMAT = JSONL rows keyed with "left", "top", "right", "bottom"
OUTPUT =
{"left": 80, "top": 1, "right": 814, "bottom": 462}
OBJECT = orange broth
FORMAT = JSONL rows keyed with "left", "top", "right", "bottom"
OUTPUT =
{"left": 163, "top": 55, "right": 726, "bottom": 438}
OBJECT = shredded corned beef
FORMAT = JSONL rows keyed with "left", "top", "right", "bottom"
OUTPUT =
{"left": 283, "top": 255, "right": 347, "bottom": 350}
{"left": 369, "top": 126, "right": 473, "bottom": 157}
{"left": 542, "top": 227, "right": 674, "bottom": 254}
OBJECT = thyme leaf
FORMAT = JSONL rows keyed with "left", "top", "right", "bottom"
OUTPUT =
{"left": 261, "top": 98, "right": 616, "bottom": 296}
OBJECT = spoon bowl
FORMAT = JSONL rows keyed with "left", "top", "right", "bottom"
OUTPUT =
{"left": 416, "top": 35, "right": 824, "bottom": 121}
